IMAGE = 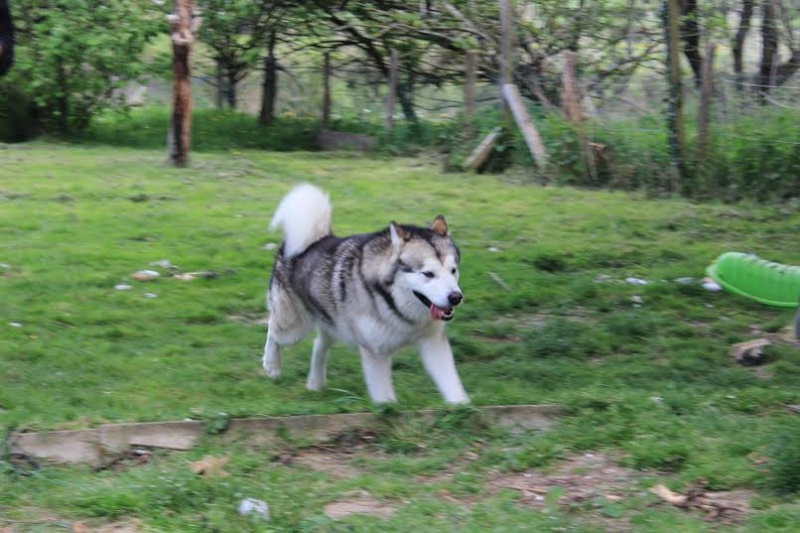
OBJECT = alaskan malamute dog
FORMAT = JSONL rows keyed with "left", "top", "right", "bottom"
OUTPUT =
{"left": 263, "top": 184, "right": 469, "bottom": 404}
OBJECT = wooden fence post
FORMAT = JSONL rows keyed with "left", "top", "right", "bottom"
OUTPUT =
{"left": 386, "top": 49, "right": 399, "bottom": 130}
{"left": 696, "top": 42, "right": 716, "bottom": 160}
{"left": 168, "top": 0, "right": 197, "bottom": 168}
{"left": 664, "top": 0, "right": 686, "bottom": 191}
{"left": 499, "top": 0, "right": 514, "bottom": 125}
{"left": 322, "top": 52, "right": 331, "bottom": 128}
{"left": 561, "top": 51, "right": 595, "bottom": 182}
{"left": 464, "top": 50, "right": 476, "bottom": 139}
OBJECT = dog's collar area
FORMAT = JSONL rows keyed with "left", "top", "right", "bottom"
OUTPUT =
{"left": 413, "top": 291, "right": 454, "bottom": 321}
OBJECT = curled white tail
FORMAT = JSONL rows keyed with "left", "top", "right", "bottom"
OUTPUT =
{"left": 270, "top": 184, "right": 332, "bottom": 258}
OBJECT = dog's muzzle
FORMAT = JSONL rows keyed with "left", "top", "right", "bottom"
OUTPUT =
{"left": 413, "top": 290, "right": 462, "bottom": 321}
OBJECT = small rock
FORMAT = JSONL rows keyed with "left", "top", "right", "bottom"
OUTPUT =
{"left": 238, "top": 498, "right": 270, "bottom": 521}
{"left": 114, "top": 284, "right": 133, "bottom": 291}
{"left": 674, "top": 277, "right": 695, "bottom": 284}
{"left": 631, "top": 295, "right": 643, "bottom": 304}
{"left": 263, "top": 242, "right": 277, "bottom": 251}
{"left": 594, "top": 274, "right": 612, "bottom": 283}
{"left": 132, "top": 270, "right": 160, "bottom": 281}
{"left": 701, "top": 277, "right": 722, "bottom": 291}
{"left": 9, "top": 322, "right": 22, "bottom": 328}
{"left": 625, "top": 277, "right": 648, "bottom": 286}
{"left": 144, "top": 293, "right": 158, "bottom": 299}
{"left": 149, "top": 259, "right": 176, "bottom": 269}
{"left": 730, "top": 339, "right": 770, "bottom": 366}
{"left": 173, "top": 273, "right": 196, "bottom": 281}
{"left": 487, "top": 247, "right": 500, "bottom": 253}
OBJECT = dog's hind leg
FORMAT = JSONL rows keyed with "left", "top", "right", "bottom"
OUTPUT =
{"left": 359, "top": 347, "right": 396, "bottom": 404}
{"left": 306, "top": 329, "right": 333, "bottom": 391}
{"left": 417, "top": 332, "right": 470, "bottom": 404}
{"left": 262, "top": 329, "right": 282, "bottom": 379}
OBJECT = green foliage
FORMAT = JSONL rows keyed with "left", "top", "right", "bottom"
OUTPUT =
{"left": 83, "top": 107, "right": 318, "bottom": 151}
{"left": 1, "top": 0, "right": 161, "bottom": 137}
{"left": 763, "top": 418, "right": 800, "bottom": 496}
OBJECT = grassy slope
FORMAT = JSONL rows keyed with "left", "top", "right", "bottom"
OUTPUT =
{"left": 2, "top": 144, "right": 800, "bottom": 531}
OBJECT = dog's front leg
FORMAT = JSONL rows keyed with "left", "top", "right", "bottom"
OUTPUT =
{"left": 262, "top": 329, "right": 282, "bottom": 379}
{"left": 418, "top": 331, "right": 470, "bottom": 404}
{"left": 307, "top": 329, "right": 333, "bottom": 391}
{"left": 359, "top": 347, "right": 397, "bottom": 404}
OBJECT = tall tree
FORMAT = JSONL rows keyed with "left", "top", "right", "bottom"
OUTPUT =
{"left": 197, "top": 0, "right": 285, "bottom": 110}
{"left": 1, "top": 0, "right": 159, "bottom": 134}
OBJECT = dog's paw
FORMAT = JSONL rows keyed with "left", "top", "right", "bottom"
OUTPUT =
{"left": 305, "top": 378, "right": 325, "bottom": 392}
{"left": 262, "top": 357, "right": 282, "bottom": 379}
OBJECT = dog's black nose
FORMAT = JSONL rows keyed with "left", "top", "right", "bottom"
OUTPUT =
{"left": 448, "top": 291, "right": 463, "bottom": 306}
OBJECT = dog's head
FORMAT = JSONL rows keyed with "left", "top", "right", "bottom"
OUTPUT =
{"left": 389, "top": 216, "right": 463, "bottom": 322}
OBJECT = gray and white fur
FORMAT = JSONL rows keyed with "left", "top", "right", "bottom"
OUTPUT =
{"left": 262, "top": 184, "right": 469, "bottom": 404}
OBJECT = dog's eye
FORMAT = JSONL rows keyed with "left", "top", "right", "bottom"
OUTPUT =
{"left": 422, "top": 271, "right": 435, "bottom": 278}
{"left": 451, "top": 268, "right": 457, "bottom": 275}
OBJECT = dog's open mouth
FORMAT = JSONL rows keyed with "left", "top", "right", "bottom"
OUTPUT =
{"left": 413, "top": 291, "right": 454, "bottom": 321}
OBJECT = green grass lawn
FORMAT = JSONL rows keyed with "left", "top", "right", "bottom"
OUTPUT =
{"left": 2, "top": 143, "right": 800, "bottom": 531}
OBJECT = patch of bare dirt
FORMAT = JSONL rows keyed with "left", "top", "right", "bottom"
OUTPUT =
{"left": 0, "top": 512, "right": 141, "bottom": 533}
{"left": 487, "top": 453, "right": 646, "bottom": 531}
{"left": 323, "top": 494, "right": 396, "bottom": 520}
{"left": 291, "top": 450, "right": 364, "bottom": 478}
{"left": 489, "top": 452, "right": 643, "bottom": 505}
{"left": 487, "top": 453, "right": 754, "bottom": 529}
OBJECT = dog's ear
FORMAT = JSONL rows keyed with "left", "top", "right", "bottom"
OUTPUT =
{"left": 430, "top": 215, "right": 448, "bottom": 236}
{"left": 389, "top": 221, "right": 410, "bottom": 248}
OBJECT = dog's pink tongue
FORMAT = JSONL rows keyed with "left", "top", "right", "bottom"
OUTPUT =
{"left": 430, "top": 304, "right": 445, "bottom": 320}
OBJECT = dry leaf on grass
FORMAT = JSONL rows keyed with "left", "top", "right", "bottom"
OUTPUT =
{"left": 189, "top": 455, "right": 230, "bottom": 477}
{"left": 650, "top": 485, "right": 688, "bottom": 507}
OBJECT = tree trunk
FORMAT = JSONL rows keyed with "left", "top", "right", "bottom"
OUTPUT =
{"left": 226, "top": 68, "right": 237, "bottom": 109}
{"left": 774, "top": 49, "right": 800, "bottom": 87}
{"left": 0, "top": 0, "right": 14, "bottom": 77}
{"left": 396, "top": 84, "right": 417, "bottom": 122}
{"left": 215, "top": 59, "right": 225, "bottom": 109}
{"left": 680, "top": 0, "right": 702, "bottom": 88}
{"left": 399, "top": 60, "right": 418, "bottom": 123}
{"left": 168, "top": 0, "right": 195, "bottom": 168}
{"left": 56, "top": 60, "right": 69, "bottom": 134}
{"left": 733, "top": 0, "right": 755, "bottom": 89}
{"left": 386, "top": 48, "right": 398, "bottom": 129}
{"left": 758, "top": 0, "right": 778, "bottom": 103}
{"left": 259, "top": 31, "right": 278, "bottom": 125}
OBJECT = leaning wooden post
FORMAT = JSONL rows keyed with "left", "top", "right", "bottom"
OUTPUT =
{"left": 664, "top": 0, "right": 686, "bottom": 191}
{"left": 696, "top": 42, "right": 716, "bottom": 161}
{"left": 386, "top": 49, "right": 399, "bottom": 131}
{"left": 463, "top": 50, "right": 476, "bottom": 139}
{"left": 322, "top": 52, "right": 332, "bottom": 128}
{"left": 501, "top": 84, "right": 548, "bottom": 170}
{"left": 561, "top": 51, "right": 595, "bottom": 182}
{"left": 167, "top": 0, "right": 198, "bottom": 167}
{"left": 499, "top": 0, "right": 514, "bottom": 126}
